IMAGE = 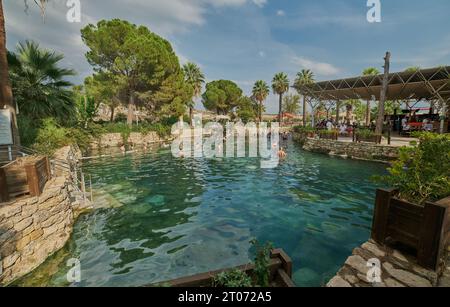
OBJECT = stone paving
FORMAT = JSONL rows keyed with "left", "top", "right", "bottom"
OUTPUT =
{"left": 336, "top": 136, "right": 418, "bottom": 147}
{"left": 327, "top": 240, "right": 449, "bottom": 287}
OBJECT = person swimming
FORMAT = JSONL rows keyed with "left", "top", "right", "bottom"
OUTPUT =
{"left": 278, "top": 147, "right": 287, "bottom": 159}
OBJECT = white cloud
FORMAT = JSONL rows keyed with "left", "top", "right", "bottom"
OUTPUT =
{"left": 251, "top": 0, "right": 268, "bottom": 8}
{"left": 276, "top": 10, "right": 285, "bottom": 17}
{"left": 207, "top": 0, "right": 267, "bottom": 8}
{"left": 292, "top": 56, "right": 340, "bottom": 76}
{"left": 258, "top": 51, "right": 265, "bottom": 58}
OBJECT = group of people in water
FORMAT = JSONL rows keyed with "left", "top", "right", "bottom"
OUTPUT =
{"left": 120, "top": 131, "right": 290, "bottom": 160}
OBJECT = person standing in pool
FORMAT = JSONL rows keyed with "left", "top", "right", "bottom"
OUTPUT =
{"left": 278, "top": 147, "right": 287, "bottom": 159}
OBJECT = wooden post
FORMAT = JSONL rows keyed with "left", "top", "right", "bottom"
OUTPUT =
{"left": 271, "top": 249, "right": 293, "bottom": 278}
{"left": 371, "top": 188, "right": 398, "bottom": 244}
{"left": 417, "top": 198, "right": 450, "bottom": 271}
{"left": 440, "top": 99, "right": 448, "bottom": 134}
{"left": 387, "top": 124, "right": 391, "bottom": 145}
{"left": 25, "top": 163, "right": 40, "bottom": 197}
{"left": 0, "top": 167, "right": 9, "bottom": 202}
{"left": 336, "top": 100, "right": 341, "bottom": 125}
{"left": 376, "top": 52, "right": 390, "bottom": 135}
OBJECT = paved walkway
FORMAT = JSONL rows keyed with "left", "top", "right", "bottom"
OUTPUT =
{"left": 327, "top": 240, "right": 449, "bottom": 287}
{"left": 335, "top": 136, "right": 418, "bottom": 147}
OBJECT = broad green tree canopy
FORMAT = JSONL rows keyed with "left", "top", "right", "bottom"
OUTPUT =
{"left": 202, "top": 80, "right": 243, "bottom": 115}
{"left": 81, "top": 19, "right": 191, "bottom": 119}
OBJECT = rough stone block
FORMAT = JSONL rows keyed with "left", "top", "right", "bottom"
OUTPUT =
{"left": 0, "top": 204, "right": 22, "bottom": 219}
{"left": 2, "top": 252, "right": 20, "bottom": 269}
{"left": 30, "top": 229, "right": 44, "bottom": 241}
{"left": 382, "top": 262, "right": 432, "bottom": 287}
{"left": 16, "top": 234, "right": 31, "bottom": 251}
{"left": 345, "top": 255, "right": 369, "bottom": 275}
{"left": 14, "top": 217, "right": 33, "bottom": 232}
{"left": 327, "top": 276, "right": 352, "bottom": 287}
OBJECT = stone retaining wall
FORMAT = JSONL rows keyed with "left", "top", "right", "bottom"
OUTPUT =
{"left": 0, "top": 146, "right": 85, "bottom": 285}
{"left": 293, "top": 133, "right": 399, "bottom": 162}
{"left": 90, "top": 132, "right": 162, "bottom": 149}
{"left": 0, "top": 177, "right": 73, "bottom": 285}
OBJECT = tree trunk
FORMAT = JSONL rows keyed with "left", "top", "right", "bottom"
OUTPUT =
{"left": 278, "top": 94, "right": 283, "bottom": 125}
{"left": 127, "top": 92, "right": 134, "bottom": 127}
{"left": 346, "top": 106, "right": 351, "bottom": 125}
{"left": 189, "top": 107, "right": 193, "bottom": 127}
{"left": 259, "top": 100, "right": 262, "bottom": 123}
{"left": 376, "top": 52, "right": 391, "bottom": 135}
{"left": 110, "top": 105, "right": 115, "bottom": 122}
{"left": 0, "top": 0, "right": 20, "bottom": 146}
{"left": 366, "top": 100, "right": 371, "bottom": 126}
{"left": 302, "top": 96, "right": 306, "bottom": 127}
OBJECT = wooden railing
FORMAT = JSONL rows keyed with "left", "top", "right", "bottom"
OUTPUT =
{"left": 145, "top": 249, "right": 295, "bottom": 287}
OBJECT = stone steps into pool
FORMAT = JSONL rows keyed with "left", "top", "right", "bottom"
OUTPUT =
{"left": 327, "top": 240, "right": 449, "bottom": 287}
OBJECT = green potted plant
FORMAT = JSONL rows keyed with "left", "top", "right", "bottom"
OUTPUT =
{"left": 355, "top": 128, "right": 382, "bottom": 143}
{"left": 371, "top": 132, "right": 450, "bottom": 271}
{"left": 293, "top": 125, "right": 316, "bottom": 138}
{"left": 318, "top": 129, "right": 339, "bottom": 140}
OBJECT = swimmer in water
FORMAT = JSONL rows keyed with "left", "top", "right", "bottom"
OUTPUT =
{"left": 278, "top": 147, "right": 287, "bottom": 159}
{"left": 120, "top": 144, "right": 126, "bottom": 155}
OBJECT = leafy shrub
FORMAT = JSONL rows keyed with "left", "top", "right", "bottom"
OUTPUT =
{"left": 375, "top": 132, "right": 450, "bottom": 204}
{"left": 293, "top": 125, "right": 315, "bottom": 134}
{"left": 319, "top": 129, "right": 338, "bottom": 135}
{"left": 213, "top": 270, "right": 253, "bottom": 288}
{"left": 67, "top": 126, "right": 100, "bottom": 153}
{"left": 101, "top": 122, "right": 171, "bottom": 140}
{"left": 210, "top": 240, "right": 274, "bottom": 288}
{"left": 32, "top": 118, "right": 70, "bottom": 156}
{"left": 357, "top": 129, "right": 378, "bottom": 139}
{"left": 251, "top": 239, "right": 273, "bottom": 287}
{"left": 114, "top": 113, "right": 128, "bottom": 123}
{"left": 17, "top": 115, "right": 39, "bottom": 148}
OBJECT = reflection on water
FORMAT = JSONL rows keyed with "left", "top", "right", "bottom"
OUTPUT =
{"left": 16, "top": 141, "right": 386, "bottom": 287}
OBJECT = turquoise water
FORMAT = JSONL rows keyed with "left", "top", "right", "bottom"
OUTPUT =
{"left": 17, "top": 141, "right": 386, "bottom": 287}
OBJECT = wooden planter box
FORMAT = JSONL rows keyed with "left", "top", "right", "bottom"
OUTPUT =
{"left": 0, "top": 156, "right": 51, "bottom": 202}
{"left": 371, "top": 189, "right": 450, "bottom": 271}
{"left": 355, "top": 134, "right": 382, "bottom": 144}
{"left": 147, "top": 249, "right": 295, "bottom": 287}
{"left": 319, "top": 131, "right": 338, "bottom": 141}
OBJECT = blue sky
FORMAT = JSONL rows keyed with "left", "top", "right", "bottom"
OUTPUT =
{"left": 4, "top": 0, "right": 450, "bottom": 113}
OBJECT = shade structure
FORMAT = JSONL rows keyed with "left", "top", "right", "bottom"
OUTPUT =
{"left": 296, "top": 66, "right": 450, "bottom": 102}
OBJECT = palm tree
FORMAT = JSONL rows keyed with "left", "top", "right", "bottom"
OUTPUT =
{"left": 0, "top": 0, "right": 49, "bottom": 146}
{"left": 362, "top": 67, "right": 380, "bottom": 126}
{"left": 183, "top": 62, "right": 205, "bottom": 125}
{"left": 294, "top": 69, "right": 315, "bottom": 127}
{"left": 283, "top": 94, "right": 301, "bottom": 115}
{"left": 8, "top": 41, "right": 76, "bottom": 121}
{"left": 252, "top": 80, "right": 270, "bottom": 123}
{"left": 272, "top": 73, "right": 289, "bottom": 124}
{"left": 404, "top": 66, "right": 421, "bottom": 73}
